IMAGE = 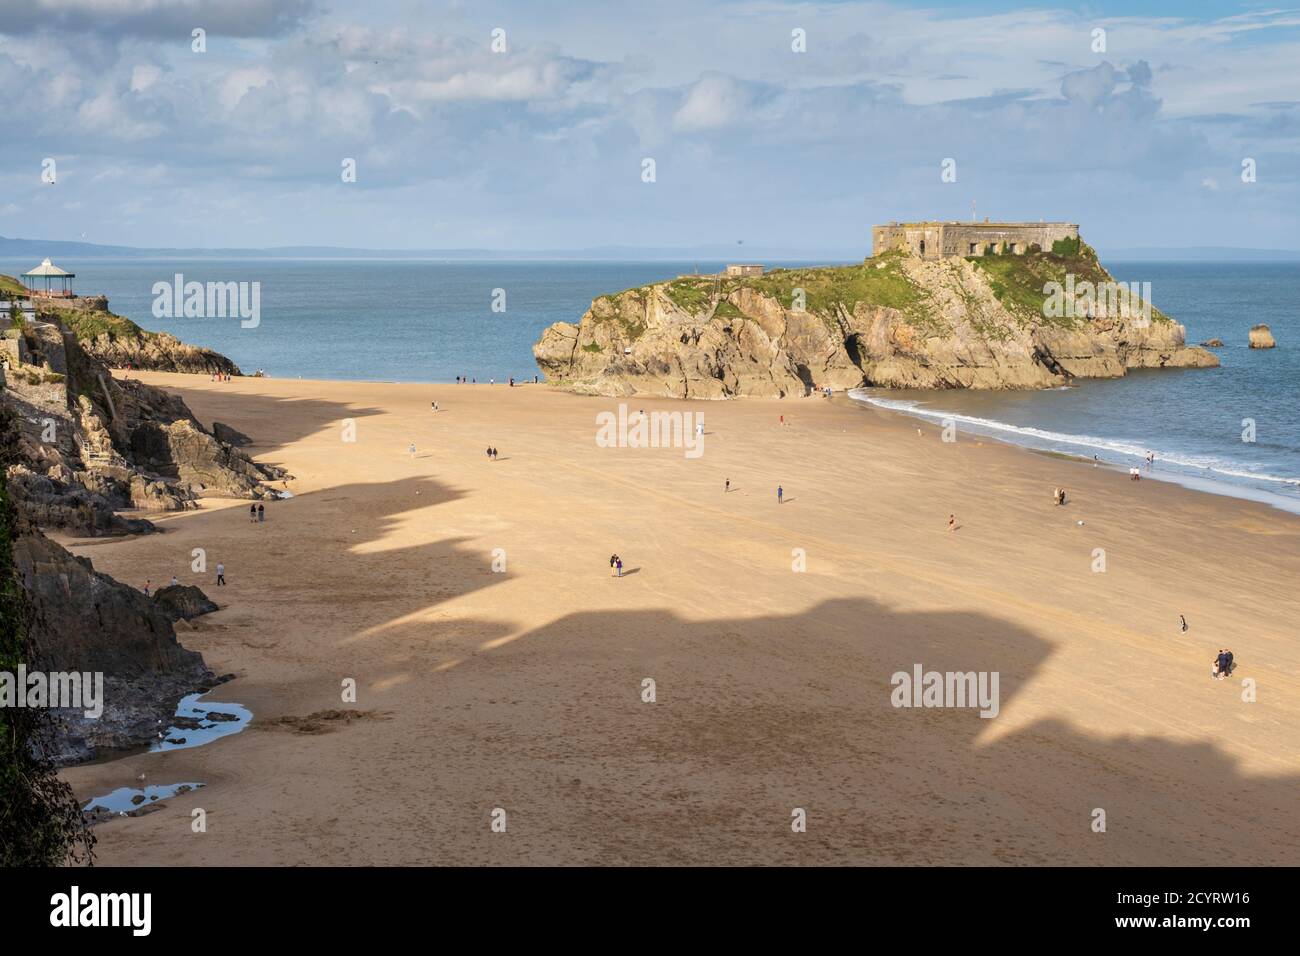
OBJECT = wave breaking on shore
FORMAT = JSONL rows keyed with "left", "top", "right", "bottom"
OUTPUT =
{"left": 848, "top": 388, "right": 1300, "bottom": 514}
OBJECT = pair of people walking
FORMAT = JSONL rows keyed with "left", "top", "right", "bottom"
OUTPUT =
{"left": 486, "top": 446, "right": 498, "bottom": 460}
{"left": 609, "top": 553, "right": 623, "bottom": 577}
{"left": 249, "top": 503, "right": 265, "bottom": 522}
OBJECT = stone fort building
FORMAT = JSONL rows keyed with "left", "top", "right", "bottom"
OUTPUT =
{"left": 872, "top": 220, "right": 1079, "bottom": 260}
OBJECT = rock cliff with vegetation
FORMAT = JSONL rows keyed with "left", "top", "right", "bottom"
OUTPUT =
{"left": 2, "top": 275, "right": 286, "bottom": 538}
{"left": 533, "top": 239, "right": 1218, "bottom": 397}
{"left": 0, "top": 277, "right": 269, "bottom": 784}
{"left": 29, "top": 292, "right": 240, "bottom": 376}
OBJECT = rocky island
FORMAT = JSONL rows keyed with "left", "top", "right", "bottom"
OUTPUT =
{"left": 534, "top": 227, "right": 1218, "bottom": 397}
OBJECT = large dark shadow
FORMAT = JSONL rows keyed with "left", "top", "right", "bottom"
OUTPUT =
{"left": 338, "top": 593, "right": 1300, "bottom": 866}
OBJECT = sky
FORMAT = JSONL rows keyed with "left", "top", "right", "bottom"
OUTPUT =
{"left": 1, "top": 0, "right": 1297, "bottom": 254}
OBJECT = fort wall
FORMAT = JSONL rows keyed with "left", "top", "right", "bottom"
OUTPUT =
{"left": 872, "top": 221, "right": 1079, "bottom": 259}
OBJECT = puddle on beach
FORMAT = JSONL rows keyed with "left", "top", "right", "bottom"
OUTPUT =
{"left": 81, "top": 692, "right": 249, "bottom": 822}
{"left": 83, "top": 782, "right": 205, "bottom": 816}
{"left": 150, "top": 692, "right": 252, "bottom": 752}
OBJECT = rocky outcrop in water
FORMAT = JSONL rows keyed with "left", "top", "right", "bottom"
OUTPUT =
{"left": 534, "top": 241, "right": 1218, "bottom": 397}
{"left": 1249, "top": 324, "right": 1276, "bottom": 349}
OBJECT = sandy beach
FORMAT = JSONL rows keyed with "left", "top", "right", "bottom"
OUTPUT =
{"left": 58, "top": 371, "right": 1300, "bottom": 865}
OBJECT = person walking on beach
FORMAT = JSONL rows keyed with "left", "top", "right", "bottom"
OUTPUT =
{"left": 170, "top": 575, "right": 178, "bottom": 587}
{"left": 143, "top": 579, "right": 151, "bottom": 596}
{"left": 486, "top": 446, "right": 492, "bottom": 461}
{"left": 725, "top": 478, "right": 730, "bottom": 493}
{"left": 250, "top": 503, "right": 257, "bottom": 523}
{"left": 609, "top": 554, "right": 618, "bottom": 577}
{"left": 616, "top": 556, "right": 623, "bottom": 578}
{"left": 257, "top": 503, "right": 265, "bottom": 523}
{"left": 948, "top": 513, "right": 956, "bottom": 532}
{"left": 216, "top": 562, "right": 226, "bottom": 587}
{"left": 777, "top": 484, "right": 784, "bottom": 504}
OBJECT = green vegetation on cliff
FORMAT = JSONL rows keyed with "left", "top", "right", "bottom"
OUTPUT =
{"left": 0, "top": 274, "right": 26, "bottom": 298}
{"left": 52, "top": 304, "right": 149, "bottom": 342}
{"left": 713, "top": 299, "right": 744, "bottom": 320}
{"left": 664, "top": 277, "right": 715, "bottom": 313}
{"left": 1, "top": 272, "right": 148, "bottom": 343}
{"left": 743, "top": 255, "right": 924, "bottom": 318}
{"left": 969, "top": 242, "right": 1170, "bottom": 327}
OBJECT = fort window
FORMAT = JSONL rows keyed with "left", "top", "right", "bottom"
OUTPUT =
{"left": 919, "top": 240, "right": 926, "bottom": 255}
{"left": 969, "top": 243, "right": 978, "bottom": 254}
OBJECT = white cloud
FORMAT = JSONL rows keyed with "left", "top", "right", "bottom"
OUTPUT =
{"left": 674, "top": 74, "right": 754, "bottom": 131}
{"left": 0, "top": 1, "right": 1296, "bottom": 250}
{"left": 130, "top": 63, "right": 161, "bottom": 92}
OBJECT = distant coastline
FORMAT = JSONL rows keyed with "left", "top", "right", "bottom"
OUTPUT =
{"left": 4, "top": 234, "right": 1300, "bottom": 263}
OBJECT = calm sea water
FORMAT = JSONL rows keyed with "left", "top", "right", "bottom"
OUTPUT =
{"left": 0, "top": 258, "right": 758, "bottom": 384}
{"left": 3, "top": 257, "right": 1296, "bottom": 510}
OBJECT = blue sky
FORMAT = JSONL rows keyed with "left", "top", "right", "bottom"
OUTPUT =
{"left": 2, "top": 0, "right": 1297, "bottom": 253}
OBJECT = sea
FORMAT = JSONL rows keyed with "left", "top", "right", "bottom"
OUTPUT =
{"left": 3, "top": 257, "right": 1296, "bottom": 512}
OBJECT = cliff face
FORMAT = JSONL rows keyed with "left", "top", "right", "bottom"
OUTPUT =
{"left": 35, "top": 295, "right": 240, "bottom": 376}
{"left": 12, "top": 528, "right": 215, "bottom": 764}
{"left": 534, "top": 243, "right": 1218, "bottom": 397}
{"left": 3, "top": 320, "right": 285, "bottom": 537}
{"left": 0, "top": 287, "right": 262, "bottom": 768}
{"left": 0, "top": 406, "right": 216, "bottom": 766}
